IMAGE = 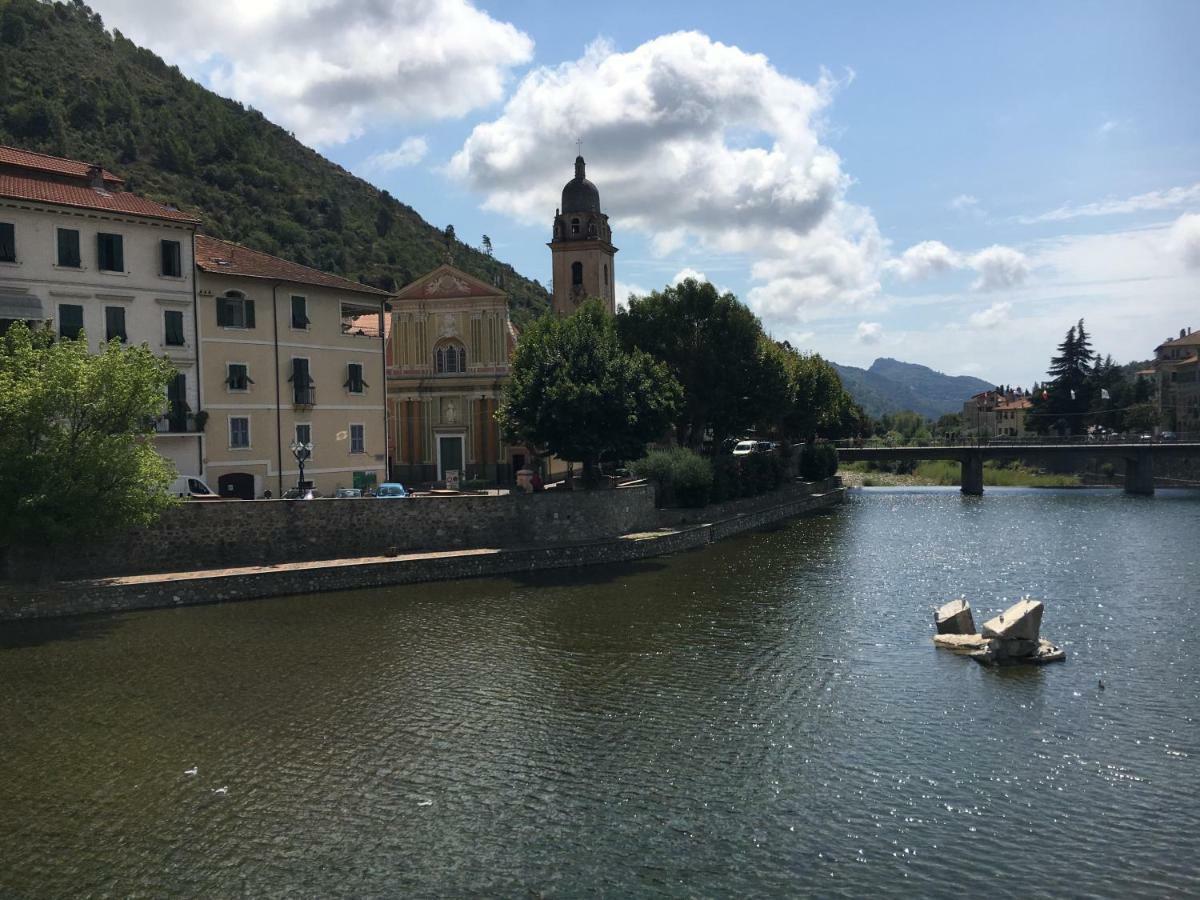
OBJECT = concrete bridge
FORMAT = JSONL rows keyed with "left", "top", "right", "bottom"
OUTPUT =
{"left": 837, "top": 440, "right": 1200, "bottom": 495}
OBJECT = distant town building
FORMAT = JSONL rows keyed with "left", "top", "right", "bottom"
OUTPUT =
{"left": 385, "top": 264, "right": 519, "bottom": 486}
{"left": 549, "top": 156, "right": 617, "bottom": 315}
{"left": 1151, "top": 327, "right": 1199, "bottom": 433}
{"left": 0, "top": 145, "right": 203, "bottom": 479}
{"left": 963, "top": 388, "right": 1033, "bottom": 438}
{"left": 195, "top": 235, "right": 390, "bottom": 498}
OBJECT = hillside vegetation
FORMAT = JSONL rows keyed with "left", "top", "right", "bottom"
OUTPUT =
{"left": 832, "top": 358, "right": 994, "bottom": 419}
{"left": 0, "top": 0, "right": 551, "bottom": 323}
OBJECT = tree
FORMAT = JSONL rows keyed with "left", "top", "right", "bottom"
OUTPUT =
{"left": 498, "top": 301, "right": 681, "bottom": 483}
{"left": 0, "top": 323, "right": 178, "bottom": 570}
{"left": 1029, "top": 319, "right": 1097, "bottom": 435}
{"left": 481, "top": 234, "right": 493, "bottom": 257}
{"left": 774, "top": 344, "right": 856, "bottom": 442}
{"left": 616, "top": 278, "right": 783, "bottom": 450}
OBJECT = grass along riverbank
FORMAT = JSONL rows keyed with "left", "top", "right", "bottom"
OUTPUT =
{"left": 839, "top": 460, "right": 1081, "bottom": 488}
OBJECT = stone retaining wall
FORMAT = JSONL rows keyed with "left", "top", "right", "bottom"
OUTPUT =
{"left": 0, "top": 484, "right": 844, "bottom": 621}
{"left": 16, "top": 485, "right": 658, "bottom": 580}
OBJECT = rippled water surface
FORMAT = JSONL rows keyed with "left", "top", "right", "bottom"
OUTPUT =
{"left": 2, "top": 488, "right": 1198, "bottom": 897}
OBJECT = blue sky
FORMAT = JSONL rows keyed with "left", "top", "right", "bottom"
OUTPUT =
{"left": 94, "top": 0, "right": 1200, "bottom": 385}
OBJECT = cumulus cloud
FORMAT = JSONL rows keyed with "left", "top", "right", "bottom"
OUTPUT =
{"left": 1168, "top": 212, "right": 1200, "bottom": 270}
{"left": 949, "top": 194, "right": 979, "bottom": 211}
{"left": 1020, "top": 182, "right": 1200, "bottom": 224}
{"left": 856, "top": 321, "right": 883, "bottom": 344}
{"left": 672, "top": 267, "right": 708, "bottom": 284}
{"left": 90, "top": 0, "right": 533, "bottom": 145}
{"left": 449, "top": 32, "right": 882, "bottom": 325}
{"left": 885, "top": 241, "right": 1028, "bottom": 291}
{"left": 363, "top": 137, "right": 429, "bottom": 171}
{"left": 968, "top": 301, "right": 1012, "bottom": 329}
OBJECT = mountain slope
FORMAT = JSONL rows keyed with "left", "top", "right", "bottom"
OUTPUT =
{"left": 832, "top": 358, "right": 994, "bottom": 419}
{"left": 0, "top": 0, "right": 550, "bottom": 324}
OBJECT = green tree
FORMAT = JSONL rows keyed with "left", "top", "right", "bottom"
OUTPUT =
{"left": 498, "top": 301, "right": 681, "bottom": 483}
{"left": 1029, "top": 319, "right": 1097, "bottom": 435}
{"left": 0, "top": 323, "right": 178, "bottom": 569}
{"left": 774, "top": 343, "right": 856, "bottom": 442}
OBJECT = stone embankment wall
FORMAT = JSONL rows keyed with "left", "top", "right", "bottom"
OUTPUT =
{"left": 26, "top": 486, "right": 659, "bottom": 580}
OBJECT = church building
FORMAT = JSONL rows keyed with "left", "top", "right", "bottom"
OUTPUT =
{"left": 549, "top": 156, "right": 618, "bottom": 315}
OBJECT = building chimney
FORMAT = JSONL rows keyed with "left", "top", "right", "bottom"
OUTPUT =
{"left": 86, "top": 164, "right": 105, "bottom": 190}
{"left": 1182, "top": 328, "right": 1187, "bottom": 339}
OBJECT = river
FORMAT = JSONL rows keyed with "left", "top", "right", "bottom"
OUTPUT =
{"left": 1, "top": 487, "right": 1197, "bottom": 898}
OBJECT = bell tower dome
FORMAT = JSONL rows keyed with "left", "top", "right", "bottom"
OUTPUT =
{"left": 548, "top": 155, "right": 617, "bottom": 316}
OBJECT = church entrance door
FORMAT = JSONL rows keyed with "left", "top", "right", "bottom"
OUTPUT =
{"left": 437, "top": 434, "right": 464, "bottom": 482}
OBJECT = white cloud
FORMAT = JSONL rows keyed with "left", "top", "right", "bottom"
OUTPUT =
{"left": 967, "top": 245, "right": 1029, "bottom": 291}
{"left": 949, "top": 194, "right": 979, "bottom": 211}
{"left": 89, "top": 0, "right": 533, "bottom": 145}
{"left": 1168, "top": 212, "right": 1200, "bottom": 270}
{"left": 672, "top": 267, "right": 708, "bottom": 284}
{"left": 885, "top": 240, "right": 1028, "bottom": 291}
{"left": 856, "top": 321, "right": 883, "bottom": 344}
{"left": 615, "top": 281, "right": 650, "bottom": 307}
{"left": 968, "top": 301, "right": 1011, "bottom": 329}
{"left": 363, "top": 136, "right": 429, "bottom": 171}
{"left": 449, "top": 32, "right": 882, "bottom": 327}
{"left": 1020, "top": 182, "right": 1200, "bottom": 224}
{"left": 1096, "top": 119, "right": 1120, "bottom": 137}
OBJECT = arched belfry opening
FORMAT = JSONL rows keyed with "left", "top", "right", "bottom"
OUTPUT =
{"left": 548, "top": 154, "right": 618, "bottom": 316}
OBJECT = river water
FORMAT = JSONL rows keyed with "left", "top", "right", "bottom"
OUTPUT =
{"left": 2, "top": 487, "right": 1198, "bottom": 898}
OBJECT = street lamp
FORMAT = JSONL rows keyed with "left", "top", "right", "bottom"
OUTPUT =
{"left": 289, "top": 440, "right": 313, "bottom": 493}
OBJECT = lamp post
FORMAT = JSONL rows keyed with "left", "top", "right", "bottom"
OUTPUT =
{"left": 289, "top": 440, "right": 313, "bottom": 493}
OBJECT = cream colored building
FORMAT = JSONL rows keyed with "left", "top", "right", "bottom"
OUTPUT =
{"left": 195, "top": 235, "right": 390, "bottom": 497}
{"left": 386, "top": 264, "right": 520, "bottom": 486}
{"left": 0, "top": 145, "right": 203, "bottom": 479}
{"left": 1151, "top": 327, "right": 1199, "bottom": 434}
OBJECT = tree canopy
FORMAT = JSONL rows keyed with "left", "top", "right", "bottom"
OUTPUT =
{"left": 497, "top": 301, "right": 682, "bottom": 479}
{"left": 0, "top": 323, "right": 178, "bottom": 557}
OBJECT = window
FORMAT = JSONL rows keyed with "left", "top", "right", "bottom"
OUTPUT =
{"left": 0, "top": 222, "right": 13, "bottom": 262}
{"left": 229, "top": 416, "right": 250, "bottom": 449}
{"left": 59, "top": 304, "right": 83, "bottom": 340}
{"left": 571, "top": 261, "right": 583, "bottom": 286}
{"left": 290, "top": 357, "right": 314, "bottom": 404}
{"left": 345, "top": 362, "right": 367, "bottom": 393}
{"left": 340, "top": 301, "right": 382, "bottom": 336}
{"left": 105, "top": 306, "right": 127, "bottom": 342}
{"left": 167, "top": 373, "right": 188, "bottom": 432}
{"left": 97, "top": 233, "right": 124, "bottom": 272}
{"left": 350, "top": 423, "right": 365, "bottom": 454}
{"left": 160, "top": 240, "right": 182, "bottom": 277}
{"left": 570, "top": 217, "right": 580, "bottom": 235}
{"left": 295, "top": 423, "right": 312, "bottom": 450}
{"left": 164, "top": 309, "right": 185, "bottom": 346}
{"left": 290, "top": 295, "right": 309, "bottom": 329}
{"left": 603, "top": 263, "right": 608, "bottom": 286}
{"left": 225, "top": 363, "right": 252, "bottom": 392}
{"left": 434, "top": 341, "right": 467, "bottom": 374}
{"left": 216, "top": 293, "right": 255, "bottom": 328}
{"left": 57, "top": 228, "right": 80, "bottom": 267}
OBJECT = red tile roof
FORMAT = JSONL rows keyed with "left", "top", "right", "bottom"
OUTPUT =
{"left": 195, "top": 235, "right": 389, "bottom": 296}
{"left": 0, "top": 145, "right": 123, "bottom": 184}
{"left": 0, "top": 172, "right": 200, "bottom": 223}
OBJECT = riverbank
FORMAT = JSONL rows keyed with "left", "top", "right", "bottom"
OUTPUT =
{"left": 0, "top": 480, "right": 843, "bottom": 621}
{"left": 840, "top": 460, "right": 1080, "bottom": 488}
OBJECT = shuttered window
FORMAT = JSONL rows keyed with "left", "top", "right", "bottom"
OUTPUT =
{"left": 160, "top": 240, "right": 182, "bottom": 277}
{"left": 104, "top": 306, "right": 127, "bottom": 342}
{"left": 0, "top": 223, "right": 13, "bottom": 262}
{"left": 57, "top": 229, "right": 80, "bottom": 267}
{"left": 97, "top": 233, "right": 124, "bottom": 272}
{"left": 291, "top": 295, "right": 309, "bottom": 329}
{"left": 344, "top": 362, "right": 367, "bottom": 393}
{"left": 216, "top": 295, "right": 255, "bottom": 328}
{"left": 164, "top": 310, "right": 185, "bottom": 346}
{"left": 58, "top": 304, "right": 83, "bottom": 340}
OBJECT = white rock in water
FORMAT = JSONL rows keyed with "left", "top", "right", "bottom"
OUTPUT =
{"left": 935, "top": 598, "right": 976, "bottom": 635}
{"left": 981, "top": 598, "right": 1043, "bottom": 641}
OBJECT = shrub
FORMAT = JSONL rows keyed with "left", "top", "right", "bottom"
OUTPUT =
{"left": 799, "top": 442, "right": 838, "bottom": 481}
{"left": 631, "top": 447, "right": 713, "bottom": 508}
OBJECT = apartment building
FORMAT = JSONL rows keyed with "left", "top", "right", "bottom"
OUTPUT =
{"left": 1151, "top": 327, "right": 1199, "bottom": 433}
{"left": 0, "top": 145, "right": 203, "bottom": 478}
{"left": 195, "top": 235, "right": 390, "bottom": 498}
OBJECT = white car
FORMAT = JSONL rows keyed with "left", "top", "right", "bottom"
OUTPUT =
{"left": 169, "top": 476, "right": 218, "bottom": 499}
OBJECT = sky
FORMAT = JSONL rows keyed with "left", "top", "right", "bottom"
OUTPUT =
{"left": 90, "top": 0, "right": 1200, "bottom": 386}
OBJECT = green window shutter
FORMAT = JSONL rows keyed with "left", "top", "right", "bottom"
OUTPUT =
{"left": 245, "top": 299, "right": 256, "bottom": 328}
{"left": 105, "top": 306, "right": 127, "bottom": 342}
{"left": 59, "top": 304, "right": 83, "bottom": 340}
{"left": 112, "top": 235, "right": 124, "bottom": 272}
{"left": 57, "top": 229, "right": 80, "bottom": 267}
{"left": 165, "top": 310, "right": 185, "bottom": 345}
{"left": 161, "top": 240, "right": 181, "bottom": 277}
{"left": 216, "top": 298, "right": 230, "bottom": 327}
{"left": 0, "top": 223, "right": 13, "bottom": 262}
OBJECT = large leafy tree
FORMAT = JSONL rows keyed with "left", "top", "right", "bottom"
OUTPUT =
{"left": 0, "top": 323, "right": 178, "bottom": 563}
{"left": 498, "top": 302, "right": 682, "bottom": 482}
{"left": 616, "top": 278, "right": 787, "bottom": 449}
{"left": 772, "top": 342, "right": 859, "bottom": 442}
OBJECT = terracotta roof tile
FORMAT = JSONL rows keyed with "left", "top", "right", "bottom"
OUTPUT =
{"left": 0, "top": 145, "right": 122, "bottom": 184}
{"left": 195, "top": 235, "right": 389, "bottom": 296}
{"left": 0, "top": 173, "right": 199, "bottom": 223}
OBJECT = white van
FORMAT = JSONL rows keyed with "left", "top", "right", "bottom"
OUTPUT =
{"left": 169, "top": 476, "right": 218, "bottom": 499}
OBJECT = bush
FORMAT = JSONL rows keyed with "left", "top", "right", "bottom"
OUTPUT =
{"left": 799, "top": 442, "right": 838, "bottom": 481}
{"left": 632, "top": 447, "right": 713, "bottom": 508}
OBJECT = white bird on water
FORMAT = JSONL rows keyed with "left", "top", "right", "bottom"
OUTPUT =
{"left": 184, "top": 766, "right": 198, "bottom": 776}
{"left": 213, "top": 786, "right": 228, "bottom": 795}
{"left": 417, "top": 799, "right": 433, "bottom": 807}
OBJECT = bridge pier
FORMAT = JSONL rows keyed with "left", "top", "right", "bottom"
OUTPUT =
{"left": 1124, "top": 451, "right": 1155, "bottom": 495}
{"left": 961, "top": 452, "right": 984, "bottom": 496}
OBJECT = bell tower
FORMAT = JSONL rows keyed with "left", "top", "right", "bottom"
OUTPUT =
{"left": 548, "top": 155, "right": 617, "bottom": 316}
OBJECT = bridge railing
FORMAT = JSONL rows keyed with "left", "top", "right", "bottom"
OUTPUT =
{"left": 834, "top": 431, "right": 1199, "bottom": 450}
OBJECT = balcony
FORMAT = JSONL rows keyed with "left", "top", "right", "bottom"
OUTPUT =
{"left": 155, "top": 410, "right": 202, "bottom": 434}
{"left": 293, "top": 386, "right": 316, "bottom": 407}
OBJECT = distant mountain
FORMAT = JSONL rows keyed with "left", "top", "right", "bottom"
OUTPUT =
{"left": 831, "top": 358, "right": 995, "bottom": 420}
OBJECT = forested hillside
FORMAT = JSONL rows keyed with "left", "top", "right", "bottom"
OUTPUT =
{"left": 831, "top": 358, "right": 994, "bottom": 419}
{"left": 0, "top": 0, "right": 551, "bottom": 323}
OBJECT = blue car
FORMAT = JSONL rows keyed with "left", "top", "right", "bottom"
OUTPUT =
{"left": 375, "top": 482, "right": 409, "bottom": 498}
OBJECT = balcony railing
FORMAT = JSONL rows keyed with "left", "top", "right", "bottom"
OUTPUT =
{"left": 155, "top": 411, "right": 200, "bottom": 434}
{"left": 293, "top": 386, "right": 316, "bottom": 407}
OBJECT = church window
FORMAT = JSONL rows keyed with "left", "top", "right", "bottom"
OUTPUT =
{"left": 571, "top": 261, "right": 583, "bottom": 286}
{"left": 435, "top": 340, "right": 467, "bottom": 374}
{"left": 571, "top": 217, "right": 580, "bottom": 235}
{"left": 603, "top": 264, "right": 608, "bottom": 286}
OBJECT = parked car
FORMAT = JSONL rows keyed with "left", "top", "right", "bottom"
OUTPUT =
{"left": 334, "top": 488, "right": 364, "bottom": 498}
{"left": 170, "top": 476, "right": 219, "bottom": 499}
{"left": 1138, "top": 433, "right": 1154, "bottom": 442}
{"left": 732, "top": 440, "right": 758, "bottom": 456}
{"left": 282, "top": 488, "right": 319, "bottom": 500}
{"left": 375, "top": 482, "right": 410, "bottom": 498}
{"left": 1159, "top": 431, "right": 1177, "bottom": 442}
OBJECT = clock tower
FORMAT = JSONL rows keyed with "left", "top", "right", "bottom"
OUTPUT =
{"left": 548, "top": 156, "right": 617, "bottom": 315}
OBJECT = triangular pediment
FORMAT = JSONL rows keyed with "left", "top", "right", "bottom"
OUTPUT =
{"left": 394, "top": 264, "right": 504, "bottom": 301}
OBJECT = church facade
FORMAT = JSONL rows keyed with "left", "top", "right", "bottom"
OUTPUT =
{"left": 548, "top": 156, "right": 618, "bottom": 315}
{"left": 384, "top": 265, "right": 522, "bottom": 487}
